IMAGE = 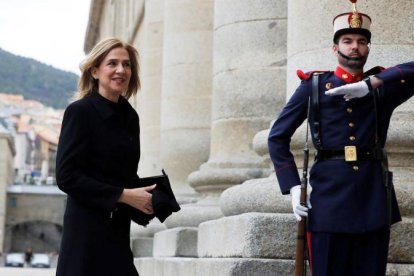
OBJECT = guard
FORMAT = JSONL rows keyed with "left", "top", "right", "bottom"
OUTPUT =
{"left": 268, "top": 0, "right": 414, "bottom": 275}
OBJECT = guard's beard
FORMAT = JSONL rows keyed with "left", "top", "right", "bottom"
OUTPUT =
{"left": 338, "top": 50, "right": 367, "bottom": 70}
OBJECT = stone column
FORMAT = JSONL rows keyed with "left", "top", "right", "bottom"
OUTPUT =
{"left": 138, "top": 1, "right": 214, "bottom": 269}
{"left": 160, "top": 0, "right": 214, "bottom": 201}
{"left": 137, "top": 0, "right": 164, "bottom": 176}
{"left": 188, "top": 0, "right": 286, "bottom": 201}
{"left": 193, "top": 1, "right": 293, "bottom": 274}
{"left": 129, "top": 1, "right": 167, "bottom": 259}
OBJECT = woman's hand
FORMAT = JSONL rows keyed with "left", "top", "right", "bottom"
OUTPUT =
{"left": 118, "top": 184, "right": 157, "bottom": 214}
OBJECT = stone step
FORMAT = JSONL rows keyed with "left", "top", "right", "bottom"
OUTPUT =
{"left": 196, "top": 258, "right": 295, "bottom": 276}
{"left": 198, "top": 212, "right": 414, "bottom": 262}
{"left": 135, "top": 257, "right": 197, "bottom": 276}
{"left": 198, "top": 213, "right": 296, "bottom": 259}
{"left": 131, "top": 237, "right": 153, "bottom": 257}
{"left": 386, "top": 263, "right": 414, "bottom": 276}
{"left": 389, "top": 217, "right": 414, "bottom": 263}
{"left": 134, "top": 257, "right": 295, "bottom": 276}
{"left": 153, "top": 227, "right": 198, "bottom": 257}
{"left": 134, "top": 257, "right": 414, "bottom": 276}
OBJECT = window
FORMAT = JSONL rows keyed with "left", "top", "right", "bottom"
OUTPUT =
{"left": 10, "top": 197, "right": 17, "bottom": 208}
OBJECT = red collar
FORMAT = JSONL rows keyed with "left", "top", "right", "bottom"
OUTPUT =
{"left": 334, "top": 66, "right": 364, "bottom": 83}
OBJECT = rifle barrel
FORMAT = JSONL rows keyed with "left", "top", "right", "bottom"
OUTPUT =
{"left": 295, "top": 97, "right": 311, "bottom": 276}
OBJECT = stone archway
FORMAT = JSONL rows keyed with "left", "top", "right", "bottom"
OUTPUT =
{"left": 8, "top": 220, "right": 62, "bottom": 254}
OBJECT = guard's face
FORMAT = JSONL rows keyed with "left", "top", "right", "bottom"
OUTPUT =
{"left": 92, "top": 47, "right": 132, "bottom": 101}
{"left": 333, "top": 33, "right": 370, "bottom": 71}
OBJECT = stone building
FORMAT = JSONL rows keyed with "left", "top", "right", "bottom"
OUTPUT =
{"left": 0, "top": 95, "right": 66, "bottom": 254}
{"left": 84, "top": 0, "right": 414, "bottom": 275}
{"left": 0, "top": 124, "right": 15, "bottom": 252}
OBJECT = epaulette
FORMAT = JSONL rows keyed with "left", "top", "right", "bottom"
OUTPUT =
{"left": 364, "top": 66, "right": 386, "bottom": 76}
{"left": 296, "top": 69, "right": 330, "bottom": 80}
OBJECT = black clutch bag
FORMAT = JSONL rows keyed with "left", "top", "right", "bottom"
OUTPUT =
{"left": 128, "top": 169, "right": 181, "bottom": 225}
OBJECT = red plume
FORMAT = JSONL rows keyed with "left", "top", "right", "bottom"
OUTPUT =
{"left": 349, "top": 0, "right": 357, "bottom": 3}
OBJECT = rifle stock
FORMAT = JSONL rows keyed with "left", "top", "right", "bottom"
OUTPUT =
{"left": 294, "top": 148, "right": 309, "bottom": 276}
{"left": 295, "top": 218, "right": 307, "bottom": 276}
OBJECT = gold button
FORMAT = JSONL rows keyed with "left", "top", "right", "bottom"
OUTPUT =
{"left": 353, "top": 166, "right": 359, "bottom": 171}
{"left": 349, "top": 136, "right": 356, "bottom": 141}
{"left": 349, "top": 122, "right": 355, "bottom": 127}
{"left": 347, "top": 108, "right": 353, "bottom": 113}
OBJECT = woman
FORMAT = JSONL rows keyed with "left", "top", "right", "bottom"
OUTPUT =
{"left": 56, "top": 38, "right": 154, "bottom": 276}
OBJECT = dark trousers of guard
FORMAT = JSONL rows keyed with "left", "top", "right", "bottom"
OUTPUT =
{"left": 310, "top": 227, "right": 390, "bottom": 276}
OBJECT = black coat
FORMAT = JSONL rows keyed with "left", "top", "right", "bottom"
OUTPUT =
{"left": 56, "top": 91, "right": 141, "bottom": 276}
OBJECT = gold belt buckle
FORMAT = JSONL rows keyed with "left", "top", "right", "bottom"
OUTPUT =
{"left": 344, "top": 146, "right": 357, "bottom": 162}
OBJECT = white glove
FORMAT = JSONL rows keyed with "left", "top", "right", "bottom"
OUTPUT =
{"left": 290, "top": 185, "right": 312, "bottom": 221}
{"left": 325, "top": 80, "right": 370, "bottom": 100}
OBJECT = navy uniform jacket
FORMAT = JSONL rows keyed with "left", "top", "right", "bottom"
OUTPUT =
{"left": 268, "top": 61, "right": 414, "bottom": 233}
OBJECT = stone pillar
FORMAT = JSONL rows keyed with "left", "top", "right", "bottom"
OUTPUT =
{"left": 188, "top": 0, "right": 286, "bottom": 201}
{"left": 138, "top": 1, "right": 214, "bottom": 269}
{"left": 193, "top": 0, "right": 292, "bottom": 274}
{"left": 137, "top": 0, "right": 164, "bottom": 176}
{"left": 0, "top": 129, "right": 15, "bottom": 252}
{"left": 160, "top": 0, "right": 214, "bottom": 201}
{"left": 127, "top": 1, "right": 169, "bottom": 261}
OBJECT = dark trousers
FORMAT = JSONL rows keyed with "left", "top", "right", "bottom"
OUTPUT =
{"left": 310, "top": 227, "right": 390, "bottom": 276}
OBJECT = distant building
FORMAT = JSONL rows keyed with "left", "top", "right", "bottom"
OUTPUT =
{"left": 0, "top": 92, "right": 62, "bottom": 185}
{"left": 0, "top": 117, "right": 15, "bottom": 252}
{"left": 0, "top": 92, "right": 65, "bottom": 254}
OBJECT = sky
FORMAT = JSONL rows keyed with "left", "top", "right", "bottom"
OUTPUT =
{"left": 0, "top": 0, "right": 91, "bottom": 75}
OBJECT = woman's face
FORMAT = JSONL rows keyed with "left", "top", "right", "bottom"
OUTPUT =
{"left": 92, "top": 47, "right": 131, "bottom": 102}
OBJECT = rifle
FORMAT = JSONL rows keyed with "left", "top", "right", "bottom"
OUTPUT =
{"left": 294, "top": 97, "right": 311, "bottom": 276}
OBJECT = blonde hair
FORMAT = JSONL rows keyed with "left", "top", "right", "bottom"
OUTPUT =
{"left": 75, "top": 37, "right": 140, "bottom": 100}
